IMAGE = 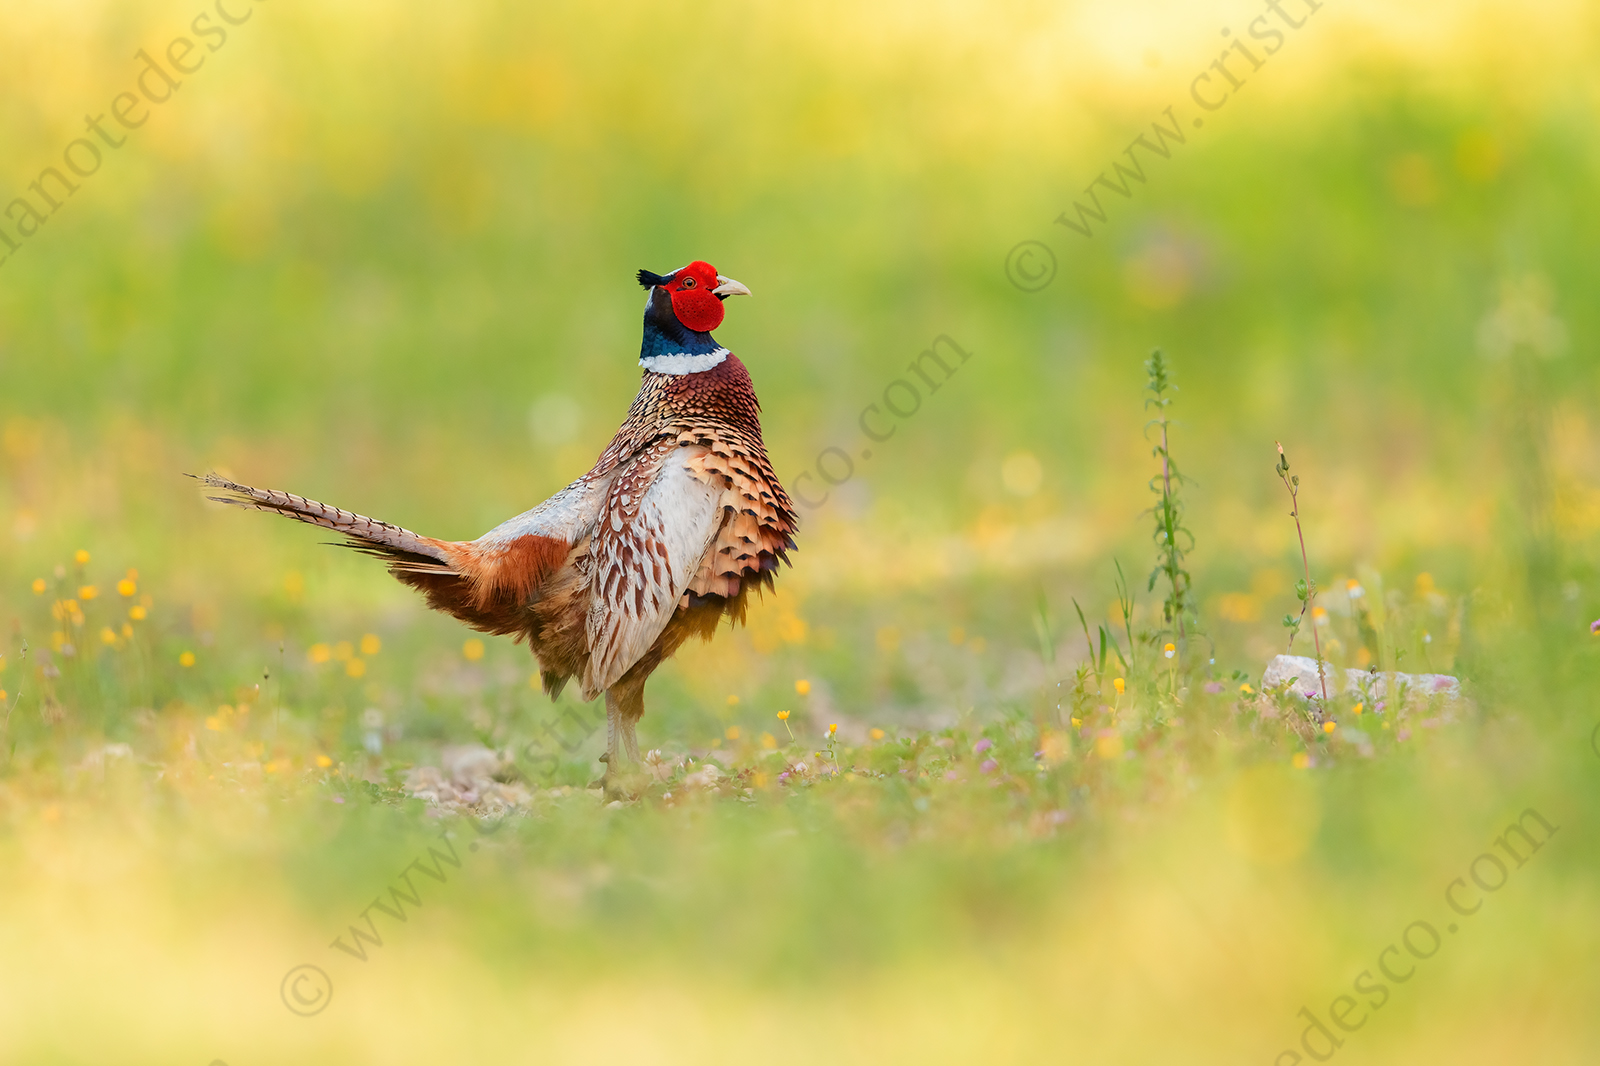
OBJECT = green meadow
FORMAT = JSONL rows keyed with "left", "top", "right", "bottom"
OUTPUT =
{"left": 1, "top": 1, "right": 1597, "bottom": 1062}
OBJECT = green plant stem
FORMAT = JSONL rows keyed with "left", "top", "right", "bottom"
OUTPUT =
{"left": 1277, "top": 449, "right": 1328, "bottom": 704}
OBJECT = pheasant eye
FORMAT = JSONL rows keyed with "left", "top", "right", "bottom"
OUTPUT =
{"left": 680, "top": 276, "right": 696, "bottom": 289}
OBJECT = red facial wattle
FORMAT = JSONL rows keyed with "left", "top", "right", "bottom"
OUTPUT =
{"left": 668, "top": 261, "right": 725, "bottom": 333}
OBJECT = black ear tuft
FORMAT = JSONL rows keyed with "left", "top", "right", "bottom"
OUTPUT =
{"left": 637, "top": 269, "right": 672, "bottom": 289}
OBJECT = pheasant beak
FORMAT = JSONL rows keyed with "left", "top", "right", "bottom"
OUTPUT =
{"left": 712, "top": 275, "right": 752, "bottom": 299}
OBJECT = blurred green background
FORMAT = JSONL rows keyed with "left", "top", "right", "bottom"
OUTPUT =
{"left": 1, "top": 0, "right": 1598, "bottom": 1063}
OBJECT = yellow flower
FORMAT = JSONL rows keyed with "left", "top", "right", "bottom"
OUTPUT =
{"left": 308, "top": 643, "right": 331, "bottom": 664}
{"left": 794, "top": 679, "right": 811, "bottom": 695}
{"left": 178, "top": 651, "right": 196, "bottom": 667}
{"left": 776, "top": 710, "right": 790, "bottom": 721}
{"left": 129, "top": 605, "right": 147, "bottom": 621}
{"left": 870, "top": 728, "right": 885, "bottom": 740}
{"left": 314, "top": 754, "right": 333, "bottom": 768}
{"left": 117, "top": 579, "right": 137, "bottom": 597}
{"left": 1070, "top": 717, "right": 1081, "bottom": 727}
{"left": 827, "top": 723, "right": 838, "bottom": 736}
{"left": 121, "top": 623, "right": 133, "bottom": 639}
{"left": 725, "top": 694, "right": 740, "bottom": 706}
{"left": 360, "top": 633, "right": 381, "bottom": 656}
{"left": 1163, "top": 643, "right": 1176, "bottom": 659}
{"left": 1353, "top": 702, "right": 1364, "bottom": 716}
{"left": 31, "top": 578, "right": 46, "bottom": 594}
{"left": 528, "top": 673, "right": 541, "bottom": 690}
{"left": 100, "top": 628, "right": 117, "bottom": 646}
{"left": 462, "top": 639, "right": 485, "bottom": 661}
{"left": 1323, "top": 721, "right": 1337, "bottom": 734}
{"left": 74, "top": 549, "right": 90, "bottom": 565}
{"left": 1239, "top": 683, "right": 1254, "bottom": 694}
{"left": 204, "top": 714, "right": 224, "bottom": 731}
{"left": 760, "top": 732, "right": 777, "bottom": 749}
{"left": 1113, "top": 677, "right": 1125, "bottom": 695}
{"left": 332, "top": 640, "right": 353, "bottom": 661}
{"left": 78, "top": 585, "right": 97, "bottom": 601}
{"left": 725, "top": 726, "right": 741, "bottom": 740}
{"left": 948, "top": 626, "right": 966, "bottom": 645}
{"left": 1292, "top": 752, "right": 1311, "bottom": 769}
{"left": 0, "top": 690, "right": 7, "bottom": 703}
{"left": 345, "top": 658, "right": 366, "bottom": 678}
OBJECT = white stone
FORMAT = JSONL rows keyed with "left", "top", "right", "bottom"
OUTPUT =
{"left": 1261, "top": 654, "right": 1460, "bottom": 701}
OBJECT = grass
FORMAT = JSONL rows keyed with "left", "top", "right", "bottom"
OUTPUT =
{"left": 3, "top": 1, "right": 1600, "bottom": 1062}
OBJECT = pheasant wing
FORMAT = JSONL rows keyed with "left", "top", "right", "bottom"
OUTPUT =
{"left": 581, "top": 440, "right": 722, "bottom": 698}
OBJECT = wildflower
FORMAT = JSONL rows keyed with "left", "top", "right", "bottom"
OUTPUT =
{"left": 1113, "top": 677, "right": 1126, "bottom": 695}
{"left": 360, "top": 633, "right": 381, "bottom": 656}
{"left": 1323, "top": 721, "right": 1336, "bottom": 734}
{"left": 117, "top": 578, "right": 137, "bottom": 597}
{"left": 973, "top": 738, "right": 993, "bottom": 755}
{"left": 1353, "top": 702, "right": 1364, "bottom": 715}
{"left": 827, "top": 723, "right": 838, "bottom": 736}
{"left": 1312, "top": 606, "right": 1328, "bottom": 624}
{"left": 1347, "top": 579, "right": 1364, "bottom": 598}
{"left": 1292, "top": 752, "right": 1311, "bottom": 769}
{"left": 1070, "top": 717, "right": 1081, "bottom": 727}
{"left": 1163, "top": 643, "right": 1176, "bottom": 659}
{"left": 1239, "top": 683, "right": 1254, "bottom": 694}
{"left": 314, "top": 754, "right": 333, "bottom": 768}
{"left": 1204, "top": 681, "right": 1224, "bottom": 694}
{"left": 948, "top": 626, "right": 966, "bottom": 645}
{"left": 1423, "top": 632, "right": 1432, "bottom": 644}
{"left": 0, "top": 690, "right": 6, "bottom": 703}
{"left": 345, "top": 658, "right": 366, "bottom": 678}
{"left": 31, "top": 578, "right": 46, "bottom": 594}
{"left": 129, "top": 605, "right": 146, "bottom": 621}
{"left": 794, "top": 679, "right": 811, "bottom": 695}
{"left": 100, "top": 628, "right": 117, "bottom": 646}
{"left": 308, "top": 643, "right": 331, "bottom": 664}
{"left": 178, "top": 651, "right": 196, "bottom": 667}
{"left": 1591, "top": 618, "right": 1600, "bottom": 635}
{"left": 726, "top": 726, "right": 741, "bottom": 740}
{"left": 760, "top": 732, "right": 777, "bottom": 749}
{"left": 726, "top": 694, "right": 740, "bottom": 706}
{"left": 462, "top": 639, "right": 485, "bottom": 661}
{"left": 205, "top": 714, "right": 224, "bottom": 731}
{"left": 74, "top": 549, "right": 90, "bottom": 565}
{"left": 870, "top": 728, "right": 885, "bottom": 740}
{"left": 980, "top": 758, "right": 998, "bottom": 774}
{"left": 1095, "top": 732, "right": 1124, "bottom": 759}
{"left": 776, "top": 710, "right": 789, "bottom": 721}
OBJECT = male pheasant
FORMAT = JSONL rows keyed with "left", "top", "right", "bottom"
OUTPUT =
{"left": 201, "top": 261, "right": 797, "bottom": 786}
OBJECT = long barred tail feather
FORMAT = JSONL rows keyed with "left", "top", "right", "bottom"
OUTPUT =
{"left": 192, "top": 473, "right": 458, "bottom": 575}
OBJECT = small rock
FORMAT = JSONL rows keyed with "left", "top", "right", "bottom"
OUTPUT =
{"left": 1261, "top": 655, "right": 1459, "bottom": 702}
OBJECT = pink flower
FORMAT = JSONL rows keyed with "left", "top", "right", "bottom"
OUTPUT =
{"left": 1204, "top": 682, "right": 1224, "bottom": 694}
{"left": 980, "top": 759, "right": 998, "bottom": 774}
{"left": 973, "top": 738, "right": 993, "bottom": 754}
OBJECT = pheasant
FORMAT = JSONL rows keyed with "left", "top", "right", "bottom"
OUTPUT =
{"left": 201, "top": 261, "right": 797, "bottom": 788}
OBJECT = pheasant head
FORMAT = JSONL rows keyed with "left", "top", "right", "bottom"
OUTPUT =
{"left": 636, "top": 261, "right": 752, "bottom": 374}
